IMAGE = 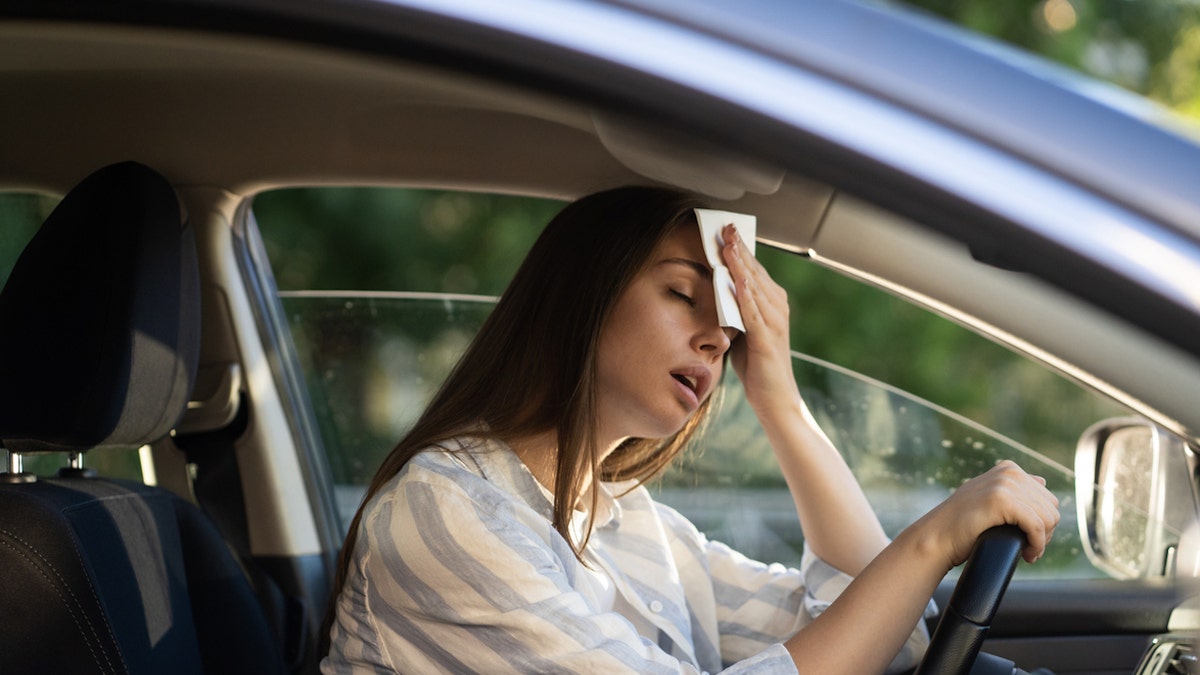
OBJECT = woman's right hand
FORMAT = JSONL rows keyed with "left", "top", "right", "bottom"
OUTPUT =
{"left": 780, "top": 459, "right": 1059, "bottom": 675}
{"left": 913, "top": 460, "right": 1060, "bottom": 570}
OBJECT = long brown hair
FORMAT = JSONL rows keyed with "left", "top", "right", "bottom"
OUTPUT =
{"left": 325, "top": 186, "right": 721, "bottom": 642}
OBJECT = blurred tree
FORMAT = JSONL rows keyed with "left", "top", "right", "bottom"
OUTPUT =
{"left": 0, "top": 193, "right": 54, "bottom": 289}
{"left": 253, "top": 188, "right": 561, "bottom": 296}
{"left": 897, "top": 0, "right": 1200, "bottom": 118}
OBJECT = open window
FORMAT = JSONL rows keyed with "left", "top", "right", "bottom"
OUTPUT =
{"left": 249, "top": 186, "right": 1145, "bottom": 582}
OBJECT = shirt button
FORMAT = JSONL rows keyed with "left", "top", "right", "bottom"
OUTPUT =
{"left": 649, "top": 600, "right": 664, "bottom": 613}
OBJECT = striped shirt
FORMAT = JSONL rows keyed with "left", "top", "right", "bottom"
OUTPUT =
{"left": 323, "top": 437, "right": 931, "bottom": 674}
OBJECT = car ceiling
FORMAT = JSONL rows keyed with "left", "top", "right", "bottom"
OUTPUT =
{"left": 0, "top": 21, "right": 829, "bottom": 252}
{"left": 2, "top": 19, "right": 1199, "bottom": 441}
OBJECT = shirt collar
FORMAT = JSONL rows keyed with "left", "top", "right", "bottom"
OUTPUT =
{"left": 458, "top": 435, "right": 624, "bottom": 530}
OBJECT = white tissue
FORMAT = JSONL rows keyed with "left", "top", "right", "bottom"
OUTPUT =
{"left": 694, "top": 208, "right": 756, "bottom": 332}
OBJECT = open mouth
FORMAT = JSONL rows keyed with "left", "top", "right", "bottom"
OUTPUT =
{"left": 672, "top": 373, "right": 699, "bottom": 392}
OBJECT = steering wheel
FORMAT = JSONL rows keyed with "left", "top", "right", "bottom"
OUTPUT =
{"left": 913, "top": 525, "right": 1025, "bottom": 675}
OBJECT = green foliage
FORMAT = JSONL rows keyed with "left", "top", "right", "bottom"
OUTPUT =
{"left": 253, "top": 188, "right": 561, "bottom": 295}
{"left": 757, "top": 246, "right": 1128, "bottom": 468}
{"left": 898, "top": 0, "right": 1200, "bottom": 117}
{"left": 256, "top": 186, "right": 1131, "bottom": 483}
{"left": 255, "top": 185, "right": 1129, "bottom": 579}
{"left": 0, "top": 193, "right": 55, "bottom": 289}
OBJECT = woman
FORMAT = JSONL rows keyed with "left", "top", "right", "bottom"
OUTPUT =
{"left": 322, "top": 186, "right": 1059, "bottom": 674}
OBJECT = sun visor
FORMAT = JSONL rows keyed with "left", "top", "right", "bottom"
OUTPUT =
{"left": 593, "top": 114, "right": 784, "bottom": 200}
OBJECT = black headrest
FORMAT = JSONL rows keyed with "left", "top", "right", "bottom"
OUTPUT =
{"left": 0, "top": 162, "right": 200, "bottom": 454}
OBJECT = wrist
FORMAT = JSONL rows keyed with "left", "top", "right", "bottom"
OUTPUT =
{"left": 746, "top": 375, "right": 803, "bottom": 412}
{"left": 897, "top": 512, "right": 957, "bottom": 575}
{"left": 751, "top": 392, "right": 808, "bottom": 432}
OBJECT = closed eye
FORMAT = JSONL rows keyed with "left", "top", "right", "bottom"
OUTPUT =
{"left": 670, "top": 289, "right": 696, "bottom": 307}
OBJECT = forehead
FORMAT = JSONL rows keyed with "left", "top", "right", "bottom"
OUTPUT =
{"left": 653, "top": 223, "right": 707, "bottom": 264}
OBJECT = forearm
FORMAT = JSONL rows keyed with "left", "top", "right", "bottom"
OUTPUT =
{"left": 784, "top": 525, "right": 946, "bottom": 675}
{"left": 720, "top": 225, "right": 887, "bottom": 575}
{"left": 758, "top": 394, "right": 888, "bottom": 576}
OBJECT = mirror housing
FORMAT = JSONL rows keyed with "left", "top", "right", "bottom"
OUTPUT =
{"left": 1075, "top": 417, "right": 1199, "bottom": 579}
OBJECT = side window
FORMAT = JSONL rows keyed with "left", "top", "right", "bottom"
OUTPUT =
{"left": 662, "top": 246, "right": 1132, "bottom": 579}
{"left": 279, "top": 293, "right": 494, "bottom": 524}
{"left": 252, "top": 188, "right": 560, "bottom": 529}
{"left": 0, "top": 193, "right": 52, "bottom": 288}
{"left": 0, "top": 193, "right": 144, "bottom": 481}
{"left": 253, "top": 187, "right": 1135, "bottom": 580}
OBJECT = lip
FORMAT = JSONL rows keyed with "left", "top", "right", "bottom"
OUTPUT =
{"left": 669, "top": 365, "right": 712, "bottom": 410}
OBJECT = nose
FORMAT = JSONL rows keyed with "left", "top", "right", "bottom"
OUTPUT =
{"left": 693, "top": 319, "right": 733, "bottom": 358}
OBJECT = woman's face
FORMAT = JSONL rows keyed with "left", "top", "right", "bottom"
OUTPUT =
{"left": 595, "top": 224, "right": 737, "bottom": 444}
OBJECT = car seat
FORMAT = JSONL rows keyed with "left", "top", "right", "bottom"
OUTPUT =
{"left": 0, "top": 161, "right": 288, "bottom": 674}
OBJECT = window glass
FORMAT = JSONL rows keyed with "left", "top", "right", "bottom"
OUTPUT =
{"left": 252, "top": 188, "right": 560, "bottom": 296}
{"left": 0, "top": 193, "right": 144, "bottom": 481}
{"left": 254, "top": 187, "right": 1135, "bottom": 580}
{"left": 280, "top": 292, "right": 495, "bottom": 521}
{"left": 0, "top": 192, "right": 54, "bottom": 289}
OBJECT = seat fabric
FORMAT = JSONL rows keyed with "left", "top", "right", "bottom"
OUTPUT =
{"left": 0, "top": 162, "right": 287, "bottom": 674}
{"left": 0, "top": 479, "right": 285, "bottom": 674}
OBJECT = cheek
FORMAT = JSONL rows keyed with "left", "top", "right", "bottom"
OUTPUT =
{"left": 604, "top": 294, "right": 661, "bottom": 348}
{"left": 705, "top": 359, "right": 725, "bottom": 401}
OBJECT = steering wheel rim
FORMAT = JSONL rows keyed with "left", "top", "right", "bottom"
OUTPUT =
{"left": 913, "top": 525, "right": 1025, "bottom": 675}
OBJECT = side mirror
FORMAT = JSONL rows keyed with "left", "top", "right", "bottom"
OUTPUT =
{"left": 1075, "top": 418, "right": 1198, "bottom": 579}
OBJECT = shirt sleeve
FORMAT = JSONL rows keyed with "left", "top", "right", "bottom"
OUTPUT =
{"left": 799, "top": 546, "right": 936, "bottom": 674}
{"left": 324, "top": 461, "right": 798, "bottom": 675}
{"left": 654, "top": 501, "right": 933, "bottom": 674}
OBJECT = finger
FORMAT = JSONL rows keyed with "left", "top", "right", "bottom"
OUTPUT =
{"left": 1003, "top": 469, "right": 1061, "bottom": 562}
{"left": 721, "top": 223, "right": 747, "bottom": 268}
{"left": 968, "top": 462, "right": 1050, "bottom": 562}
{"left": 722, "top": 225, "right": 786, "bottom": 330}
{"left": 1033, "top": 486, "right": 1061, "bottom": 545}
{"left": 720, "top": 225, "right": 767, "bottom": 329}
{"left": 1016, "top": 470, "right": 1061, "bottom": 534}
{"left": 736, "top": 266, "right": 766, "bottom": 333}
{"left": 722, "top": 225, "right": 767, "bottom": 291}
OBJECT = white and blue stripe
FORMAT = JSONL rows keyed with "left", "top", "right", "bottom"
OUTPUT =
{"left": 324, "top": 437, "right": 930, "bottom": 673}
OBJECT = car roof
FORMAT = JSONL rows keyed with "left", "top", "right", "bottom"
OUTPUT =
{"left": 2, "top": 0, "right": 1200, "bottom": 439}
{"left": 3, "top": 0, "right": 1198, "bottom": 217}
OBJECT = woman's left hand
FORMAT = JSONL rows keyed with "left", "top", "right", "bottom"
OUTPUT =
{"left": 720, "top": 224, "right": 801, "bottom": 418}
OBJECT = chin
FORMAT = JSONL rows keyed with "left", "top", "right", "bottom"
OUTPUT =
{"left": 640, "top": 412, "right": 697, "bottom": 441}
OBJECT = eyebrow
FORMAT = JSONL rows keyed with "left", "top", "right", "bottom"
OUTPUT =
{"left": 658, "top": 257, "right": 712, "bottom": 280}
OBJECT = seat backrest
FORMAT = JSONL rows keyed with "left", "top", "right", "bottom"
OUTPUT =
{"left": 0, "top": 162, "right": 288, "bottom": 674}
